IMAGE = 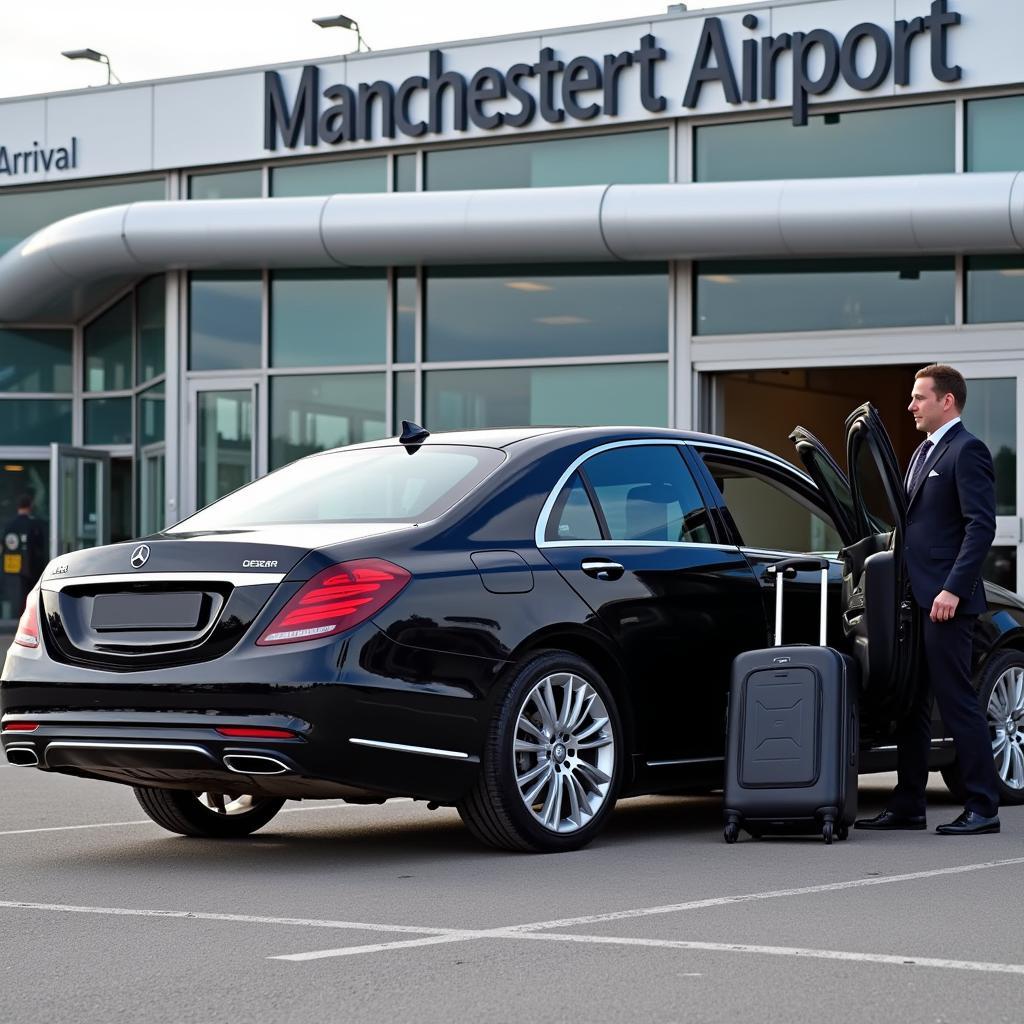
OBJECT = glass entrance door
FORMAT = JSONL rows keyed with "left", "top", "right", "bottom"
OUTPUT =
{"left": 961, "top": 366, "right": 1022, "bottom": 594}
{"left": 139, "top": 443, "right": 166, "bottom": 536}
{"left": 49, "top": 444, "right": 111, "bottom": 556}
{"left": 188, "top": 380, "right": 257, "bottom": 514}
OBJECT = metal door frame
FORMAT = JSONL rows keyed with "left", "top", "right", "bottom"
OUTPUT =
{"left": 48, "top": 444, "right": 112, "bottom": 557}
{"left": 186, "top": 377, "right": 260, "bottom": 516}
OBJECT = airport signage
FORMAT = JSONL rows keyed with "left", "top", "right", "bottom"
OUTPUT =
{"left": 265, "top": 0, "right": 962, "bottom": 149}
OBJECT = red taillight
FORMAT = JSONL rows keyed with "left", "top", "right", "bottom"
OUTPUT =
{"left": 257, "top": 558, "right": 411, "bottom": 646}
{"left": 14, "top": 589, "right": 39, "bottom": 649}
{"left": 1, "top": 722, "right": 38, "bottom": 732}
{"left": 216, "top": 726, "right": 297, "bottom": 739}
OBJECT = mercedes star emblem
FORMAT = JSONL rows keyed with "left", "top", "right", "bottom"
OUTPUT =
{"left": 130, "top": 543, "right": 151, "bottom": 569}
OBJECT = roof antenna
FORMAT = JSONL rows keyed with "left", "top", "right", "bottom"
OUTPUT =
{"left": 399, "top": 420, "right": 430, "bottom": 452}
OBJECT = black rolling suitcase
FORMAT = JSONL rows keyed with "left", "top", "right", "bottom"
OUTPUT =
{"left": 723, "top": 556, "right": 859, "bottom": 845}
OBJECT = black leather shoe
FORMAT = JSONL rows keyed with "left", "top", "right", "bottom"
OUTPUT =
{"left": 935, "top": 810, "right": 1000, "bottom": 835}
{"left": 854, "top": 809, "right": 927, "bottom": 831}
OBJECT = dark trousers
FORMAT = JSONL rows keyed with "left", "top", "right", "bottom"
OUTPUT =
{"left": 890, "top": 613, "right": 1000, "bottom": 818}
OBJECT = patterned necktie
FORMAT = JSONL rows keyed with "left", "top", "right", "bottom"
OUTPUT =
{"left": 906, "top": 439, "right": 933, "bottom": 495}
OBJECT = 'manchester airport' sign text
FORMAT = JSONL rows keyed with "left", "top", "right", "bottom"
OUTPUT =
{"left": 265, "top": 0, "right": 962, "bottom": 149}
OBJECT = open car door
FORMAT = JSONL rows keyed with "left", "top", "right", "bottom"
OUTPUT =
{"left": 791, "top": 407, "right": 920, "bottom": 721}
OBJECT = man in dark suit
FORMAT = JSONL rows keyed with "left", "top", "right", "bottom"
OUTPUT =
{"left": 856, "top": 364, "right": 1000, "bottom": 836}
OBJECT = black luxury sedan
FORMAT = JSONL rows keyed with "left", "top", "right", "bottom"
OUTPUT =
{"left": 4, "top": 408, "right": 1024, "bottom": 852}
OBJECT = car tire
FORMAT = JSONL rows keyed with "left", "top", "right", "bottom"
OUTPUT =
{"left": 457, "top": 650, "right": 623, "bottom": 853}
{"left": 940, "top": 649, "right": 1024, "bottom": 807}
{"left": 133, "top": 786, "right": 286, "bottom": 837}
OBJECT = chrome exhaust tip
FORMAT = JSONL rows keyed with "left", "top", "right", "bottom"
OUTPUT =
{"left": 6, "top": 746, "right": 39, "bottom": 767}
{"left": 223, "top": 753, "right": 290, "bottom": 775}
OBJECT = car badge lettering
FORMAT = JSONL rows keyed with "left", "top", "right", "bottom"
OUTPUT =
{"left": 242, "top": 559, "right": 279, "bottom": 568}
{"left": 51, "top": 563, "right": 69, "bottom": 575}
{"left": 772, "top": 657, "right": 791, "bottom": 664}
{"left": 130, "top": 544, "right": 151, "bottom": 569}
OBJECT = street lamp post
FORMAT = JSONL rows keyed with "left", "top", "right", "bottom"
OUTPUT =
{"left": 61, "top": 48, "right": 121, "bottom": 85}
{"left": 312, "top": 13, "right": 372, "bottom": 51}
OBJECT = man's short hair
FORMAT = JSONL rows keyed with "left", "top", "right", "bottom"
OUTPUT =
{"left": 16, "top": 494, "right": 33, "bottom": 511}
{"left": 916, "top": 363, "right": 967, "bottom": 412}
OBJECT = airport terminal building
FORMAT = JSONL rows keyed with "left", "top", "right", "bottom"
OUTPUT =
{"left": 1, "top": 0, "right": 1023, "bottom": 622}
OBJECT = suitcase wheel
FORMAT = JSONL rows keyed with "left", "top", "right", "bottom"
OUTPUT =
{"left": 837, "top": 824, "right": 849, "bottom": 842}
{"left": 822, "top": 822, "right": 834, "bottom": 844}
{"left": 723, "top": 822, "right": 740, "bottom": 844}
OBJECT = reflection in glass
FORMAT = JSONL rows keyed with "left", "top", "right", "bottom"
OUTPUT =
{"left": 0, "top": 330, "right": 72, "bottom": 392}
{"left": 197, "top": 390, "right": 253, "bottom": 509}
{"left": 963, "top": 378, "right": 1016, "bottom": 515}
{"left": 395, "top": 269, "right": 416, "bottom": 362}
{"left": 84, "top": 397, "right": 132, "bottom": 445}
{"left": 138, "top": 383, "right": 166, "bottom": 448}
{"left": 983, "top": 547, "right": 1017, "bottom": 593}
{"left": 0, "top": 399, "right": 71, "bottom": 445}
{"left": 270, "top": 271, "right": 386, "bottom": 367}
{"left": 395, "top": 153, "right": 417, "bottom": 192}
{"left": 0, "top": 178, "right": 164, "bottom": 257}
{"left": 966, "top": 256, "right": 1024, "bottom": 324}
{"left": 139, "top": 450, "right": 166, "bottom": 537}
{"left": 426, "top": 265, "right": 668, "bottom": 361}
{"left": 696, "top": 259, "right": 955, "bottom": 335}
{"left": 137, "top": 277, "right": 165, "bottom": 383}
{"left": 695, "top": 105, "right": 954, "bottom": 182}
{"left": 393, "top": 371, "right": 415, "bottom": 431}
{"left": 189, "top": 273, "right": 262, "bottom": 371}
{"left": 545, "top": 473, "right": 601, "bottom": 542}
{"left": 426, "top": 363, "right": 667, "bottom": 430}
{"left": 270, "top": 374, "right": 386, "bottom": 469}
{"left": 84, "top": 296, "right": 132, "bottom": 391}
{"left": 271, "top": 157, "right": 386, "bottom": 196}
{"left": 583, "top": 446, "right": 710, "bottom": 543}
{"left": 0, "top": 460, "right": 49, "bottom": 621}
{"left": 189, "top": 170, "right": 262, "bottom": 199}
{"left": 426, "top": 129, "right": 668, "bottom": 190}
{"left": 966, "top": 95, "right": 1024, "bottom": 172}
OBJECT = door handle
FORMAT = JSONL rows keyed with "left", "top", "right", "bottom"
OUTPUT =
{"left": 581, "top": 559, "right": 624, "bottom": 581}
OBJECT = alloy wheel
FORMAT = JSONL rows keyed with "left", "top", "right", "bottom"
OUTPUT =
{"left": 513, "top": 671, "right": 615, "bottom": 834}
{"left": 196, "top": 792, "right": 260, "bottom": 815}
{"left": 988, "top": 665, "right": 1024, "bottom": 790}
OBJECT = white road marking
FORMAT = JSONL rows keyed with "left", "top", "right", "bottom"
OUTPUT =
{"left": 272, "top": 933, "right": 485, "bottom": 961}
{"left": 511, "top": 931, "right": 1024, "bottom": 976}
{"left": 0, "top": 797, "right": 414, "bottom": 837}
{"left": 506, "top": 856, "right": 1024, "bottom": 933}
{"left": 272, "top": 855, "right": 1024, "bottom": 962}
{"left": 0, "top": 900, "right": 458, "bottom": 936}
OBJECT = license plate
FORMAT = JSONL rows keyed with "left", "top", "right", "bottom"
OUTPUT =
{"left": 91, "top": 592, "right": 203, "bottom": 630}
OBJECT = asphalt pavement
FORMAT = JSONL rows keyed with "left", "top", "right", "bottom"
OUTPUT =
{"left": 0, "top": 747, "right": 1021, "bottom": 1024}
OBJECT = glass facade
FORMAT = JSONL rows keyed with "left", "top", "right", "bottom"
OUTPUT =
{"left": 271, "top": 157, "right": 387, "bottom": 196}
{"left": 137, "top": 277, "right": 166, "bottom": 383}
{"left": 189, "top": 272, "right": 262, "bottom": 370}
{"left": 0, "top": 400, "right": 71, "bottom": 445}
{"left": 966, "top": 257, "right": 1024, "bottom": 324}
{"left": 84, "top": 397, "right": 132, "bottom": 445}
{"left": 426, "top": 129, "right": 668, "bottom": 190}
{"left": 84, "top": 296, "right": 133, "bottom": 392}
{"left": 0, "top": 330, "right": 72, "bottom": 392}
{"left": 395, "top": 269, "right": 416, "bottom": 363}
{"left": 963, "top": 378, "right": 1016, "bottom": 516}
{"left": 0, "top": 178, "right": 164, "bottom": 257}
{"left": 425, "top": 363, "right": 667, "bottom": 430}
{"left": 966, "top": 95, "right": 1024, "bottom": 172}
{"left": 189, "top": 170, "right": 262, "bottom": 199}
{"left": 695, "top": 104, "right": 955, "bottom": 182}
{"left": 270, "top": 270, "right": 387, "bottom": 367}
{"left": 426, "top": 265, "right": 668, "bottom": 361}
{"left": 695, "top": 259, "right": 955, "bottom": 335}
{"left": 270, "top": 374, "right": 386, "bottom": 469}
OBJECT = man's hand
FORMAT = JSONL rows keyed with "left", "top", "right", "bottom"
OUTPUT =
{"left": 930, "top": 589, "right": 960, "bottom": 623}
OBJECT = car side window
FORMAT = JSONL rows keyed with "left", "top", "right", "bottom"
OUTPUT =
{"left": 703, "top": 456, "right": 841, "bottom": 554}
{"left": 545, "top": 472, "right": 603, "bottom": 542}
{"left": 581, "top": 445, "right": 712, "bottom": 543}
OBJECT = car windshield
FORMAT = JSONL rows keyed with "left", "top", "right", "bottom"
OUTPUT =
{"left": 169, "top": 445, "right": 505, "bottom": 531}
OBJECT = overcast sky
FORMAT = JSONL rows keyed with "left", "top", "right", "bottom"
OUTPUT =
{"left": 1, "top": 0, "right": 740, "bottom": 99}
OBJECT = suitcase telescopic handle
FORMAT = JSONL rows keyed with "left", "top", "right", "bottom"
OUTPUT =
{"left": 767, "top": 557, "right": 830, "bottom": 647}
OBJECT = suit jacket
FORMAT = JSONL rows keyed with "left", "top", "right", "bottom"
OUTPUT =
{"left": 904, "top": 421, "right": 996, "bottom": 615}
